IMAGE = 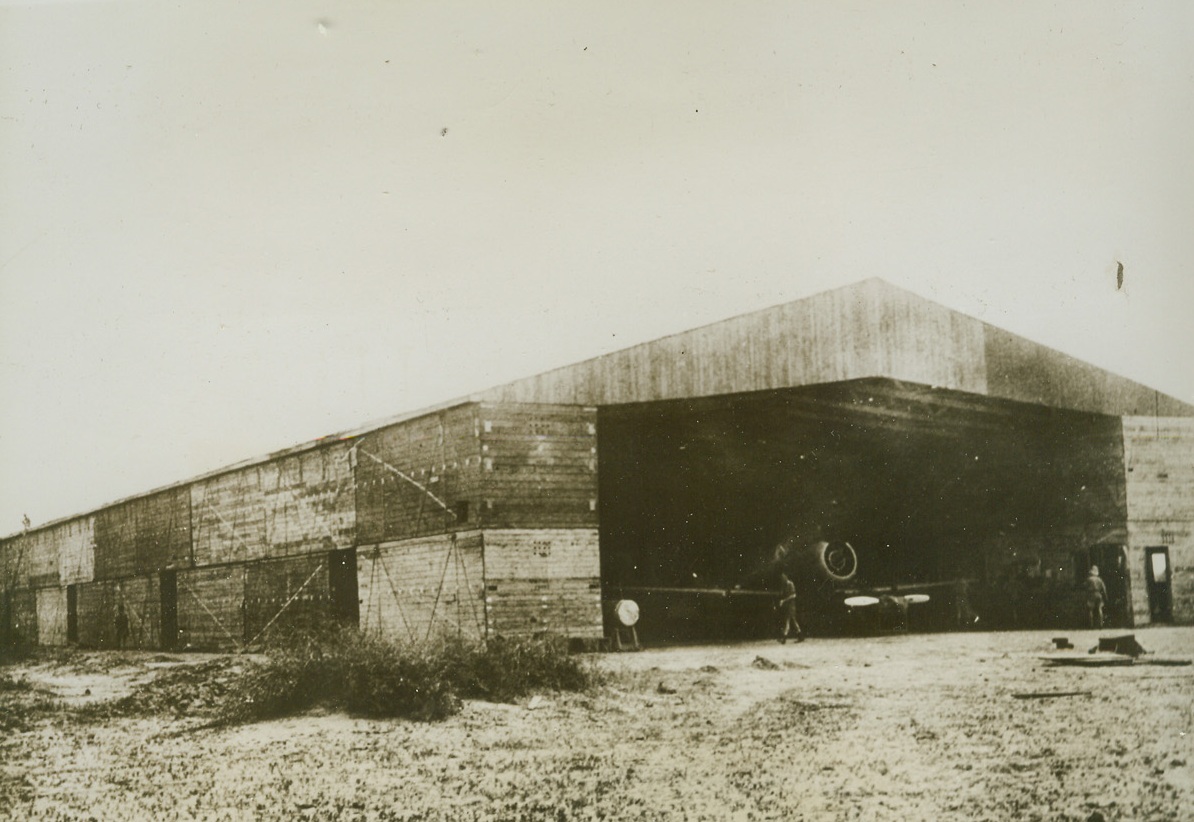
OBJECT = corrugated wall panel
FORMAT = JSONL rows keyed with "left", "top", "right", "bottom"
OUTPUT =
{"left": 357, "top": 532, "right": 485, "bottom": 643}
{"left": 244, "top": 554, "right": 330, "bottom": 646}
{"left": 177, "top": 565, "right": 246, "bottom": 651}
{"left": 262, "top": 441, "right": 356, "bottom": 556}
{"left": 36, "top": 587, "right": 68, "bottom": 646}
{"left": 482, "top": 529, "right": 602, "bottom": 639}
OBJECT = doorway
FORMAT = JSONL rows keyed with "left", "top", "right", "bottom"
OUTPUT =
{"left": 1088, "top": 544, "right": 1131, "bottom": 628}
{"left": 1145, "top": 547, "right": 1173, "bottom": 623}
{"left": 159, "top": 571, "right": 178, "bottom": 650}
{"left": 328, "top": 549, "right": 360, "bottom": 627}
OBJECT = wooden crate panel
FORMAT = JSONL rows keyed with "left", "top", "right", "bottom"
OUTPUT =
{"left": 1, "top": 537, "right": 28, "bottom": 591}
{"left": 1, "top": 537, "right": 25, "bottom": 593}
{"left": 484, "top": 578, "right": 603, "bottom": 639}
{"left": 9, "top": 589, "right": 38, "bottom": 645}
{"left": 76, "top": 577, "right": 161, "bottom": 649}
{"left": 478, "top": 405, "right": 598, "bottom": 530}
{"left": 262, "top": 441, "right": 357, "bottom": 556}
{"left": 483, "top": 528, "right": 602, "bottom": 639}
{"left": 119, "top": 576, "right": 162, "bottom": 650}
{"left": 177, "top": 565, "right": 246, "bottom": 651}
{"left": 76, "top": 581, "right": 113, "bottom": 648}
{"left": 355, "top": 405, "right": 483, "bottom": 544}
{"left": 191, "top": 466, "right": 267, "bottom": 566}
{"left": 36, "top": 587, "right": 68, "bottom": 646}
{"left": 23, "top": 529, "right": 60, "bottom": 588}
{"left": 358, "top": 532, "right": 485, "bottom": 643}
{"left": 94, "top": 487, "right": 191, "bottom": 580}
{"left": 57, "top": 517, "right": 95, "bottom": 586}
{"left": 1123, "top": 417, "right": 1194, "bottom": 624}
{"left": 1124, "top": 417, "right": 1194, "bottom": 523}
{"left": 481, "top": 529, "right": 600, "bottom": 580}
{"left": 244, "top": 554, "right": 331, "bottom": 646}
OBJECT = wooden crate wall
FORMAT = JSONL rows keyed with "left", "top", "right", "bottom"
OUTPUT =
{"left": 478, "top": 404, "right": 598, "bottom": 530}
{"left": 57, "top": 517, "right": 95, "bottom": 586}
{"left": 0, "top": 536, "right": 27, "bottom": 592}
{"left": 1123, "top": 416, "right": 1194, "bottom": 624}
{"left": 244, "top": 553, "right": 331, "bottom": 647}
{"left": 355, "top": 405, "right": 483, "bottom": 544}
{"left": 482, "top": 529, "right": 602, "bottom": 639}
{"left": 0, "top": 537, "right": 24, "bottom": 593}
{"left": 192, "top": 442, "right": 358, "bottom": 568}
{"left": 191, "top": 465, "right": 267, "bottom": 567}
{"left": 0, "top": 517, "right": 94, "bottom": 592}
{"left": 176, "top": 565, "right": 246, "bottom": 651}
{"left": 76, "top": 581, "right": 112, "bottom": 648}
{"left": 261, "top": 441, "right": 356, "bottom": 556}
{"left": 20, "top": 529, "right": 61, "bottom": 589}
{"left": 35, "top": 587, "right": 68, "bottom": 646}
{"left": 94, "top": 487, "right": 191, "bottom": 580}
{"left": 75, "top": 577, "right": 161, "bottom": 649}
{"left": 119, "top": 575, "right": 162, "bottom": 650}
{"left": 357, "top": 531, "right": 485, "bottom": 643}
{"left": 9, "top": 589, "right": 38, "bottom": 645}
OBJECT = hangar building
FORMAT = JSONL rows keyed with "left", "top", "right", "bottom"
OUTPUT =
{"left": 3, "top": 279, "right": 1192, "bottom": 649}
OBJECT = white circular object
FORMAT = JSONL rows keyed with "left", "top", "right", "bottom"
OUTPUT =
{"left": 613, "top": 599, "right": 640, "bottom": 627}
{"left": 844, "top": 595, "right": 880, "bottom": 608}
{"left": 904, "top": 594, "right": 930, "bottom": 605}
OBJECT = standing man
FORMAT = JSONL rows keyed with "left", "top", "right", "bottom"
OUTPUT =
{"left": 114, "top": 600, "right": 130, "bottom": 649}
{"left": 777, "top": 573, "right": 803, "bottom": 643}
{"left": 1084, "top": 565, "right": 1108, "bottom": 629}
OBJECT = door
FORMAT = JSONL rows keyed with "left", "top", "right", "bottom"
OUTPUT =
{"left": 66, "top": 584, "right": 78, "bottom": 644}
{"left": 1088, "top": 544, "right": 1130, "bottom": 628}
{"left": 328, "top": 549, "right": 360, "bottom": 627}
{"left": 159, "top": 571, "right": 178, "bottom": 650}
{"left": 1145, "top": 547, "right": 1173, "bottom": 623}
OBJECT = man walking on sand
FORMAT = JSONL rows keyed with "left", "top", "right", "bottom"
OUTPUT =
{"left": 1084, "top": 565, "right": 1108, "bottom": 629}
{"left": 777, "top": 573, "right": 803, "bottom": 643}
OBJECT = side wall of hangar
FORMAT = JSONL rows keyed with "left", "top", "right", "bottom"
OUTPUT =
{"left": 4, "top": 279, "right": 1193, "bottom": 648}
{"left": 1, "top": 403, "right": 604, "bottom": 652}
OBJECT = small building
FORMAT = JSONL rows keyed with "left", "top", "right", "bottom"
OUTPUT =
{"left": 2, "top": 280, "right": 1191, "bottom": 648}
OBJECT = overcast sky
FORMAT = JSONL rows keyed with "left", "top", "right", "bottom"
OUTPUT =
{"left": 2, "top": 1, "right": 1192, "bottom": 533}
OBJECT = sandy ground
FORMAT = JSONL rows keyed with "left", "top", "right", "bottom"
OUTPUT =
{"left": 2, "top": 627, "right": 1192, "bottom": 821}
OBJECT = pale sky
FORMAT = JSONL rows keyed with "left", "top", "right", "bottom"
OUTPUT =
{"left": 2, "top": 1, "right": 1192, "bottom": 534}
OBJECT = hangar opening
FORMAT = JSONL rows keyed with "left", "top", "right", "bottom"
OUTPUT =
{"left": 598, "top": 378, "right": 1128, "bottom": 643}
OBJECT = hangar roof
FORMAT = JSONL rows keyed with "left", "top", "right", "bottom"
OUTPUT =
{"left": 472, "top": 278, "right": 1194, "bottom": 418}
